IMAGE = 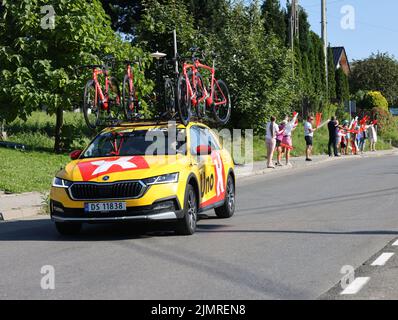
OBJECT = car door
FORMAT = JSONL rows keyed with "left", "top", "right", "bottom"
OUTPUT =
{"left": 190, "top": 125, "right": 225, "bottom": 209}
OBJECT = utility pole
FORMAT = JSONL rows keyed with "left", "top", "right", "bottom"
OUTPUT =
{"left": 290, "top": 0, "right": 299, "bottom": 77}
{"left": 321, "top": 0, "right": 328, "bottom": 91}
{"left": 173, "top": 29, "right": 178, "bottom": 74}
{"left": 290, "top": 0, "right": 299, "bottom": 50}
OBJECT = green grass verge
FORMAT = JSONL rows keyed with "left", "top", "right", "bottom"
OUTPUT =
{"left": 6, "top": 111, "right": 92, "bottom": 152}
{"left": 0, "top": 148, "right": 68, "bottom": 193}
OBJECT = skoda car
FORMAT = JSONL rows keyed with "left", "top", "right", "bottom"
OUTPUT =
{"left": 50, "top": 121, "right": 235, "bottom": 236}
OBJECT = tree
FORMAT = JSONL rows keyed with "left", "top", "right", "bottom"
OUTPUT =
{"left": 362, "top": 91, "right": 389, "bottom": 111}
{"left": 211, "top": 0, "right": 297, "bottom": 131}
{"left": 327, "top": 46, "right": 336, "bottom": 100}
{"left": 335, "top": 68, "right": 350, "bottom": 104}
{"left": 350, "top": 52, "right": 398, "bottom": 106}
{"left": 100, "top": 0, "right": 143, "bottom": 39}
{"left": 185, "top": 0, "right": 229, "bottom": 35}
{"left": 0, "top": 0, "right": 150, "bottom": 152}
{"left": 261, "top": 0, "right": 287, "bottom": 44}
{"left": 297, "top": 6, "right": 311, "bottom": 54}
{"left": 137, "top": 0, "right": 198, "bottom": 56}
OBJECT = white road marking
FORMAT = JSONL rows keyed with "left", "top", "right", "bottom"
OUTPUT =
{"left": 371, "top": 252, "right": 395, "bottom": 266}
{"left": 341, "top": 277, "right": 370, "bottom": 295}
{"left": 392, "top": 239, "right": 398, "bottom": 246}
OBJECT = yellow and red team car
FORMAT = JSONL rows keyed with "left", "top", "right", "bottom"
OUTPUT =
{"left": 50, "top": 121, "right": 235, "bottom": 236}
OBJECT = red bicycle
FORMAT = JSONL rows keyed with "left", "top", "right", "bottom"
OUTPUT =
{"left": 121, "top": 59, "right": 142, "bottom": 120}
{"left": 177, "top": 47, "right": 231, "bottom": 125}
{"left": 79, "top": 56, "right": 121, "bottom": 130}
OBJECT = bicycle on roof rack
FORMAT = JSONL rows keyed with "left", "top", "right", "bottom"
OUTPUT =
{"left": 76, "top": 55, "right": 122, "bottom": 130}
{"left": 174, "top": 47, "right": 231, "bottom": 126}
{"left": 121, "top": 58, "right": 144, "bottom": 121}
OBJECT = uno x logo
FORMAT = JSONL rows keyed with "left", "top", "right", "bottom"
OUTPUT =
{"left": 212, "top": 152, "right": 225, "bottom": 197}
{"left": 77, "top": 156, "right": 149, "bottom": 180}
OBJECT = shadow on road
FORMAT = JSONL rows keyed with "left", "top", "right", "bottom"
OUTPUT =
{"left": 196, "top": 226, "right": 398, "bottom": 236}
{"left": 0, "top": 218, "right": 185, "bottom": 241}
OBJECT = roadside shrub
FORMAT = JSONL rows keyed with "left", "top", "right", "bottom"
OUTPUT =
{"left": 372, "top": 107, "right": 398, "bottom": 146}
{"left": 363, "top": 91, "right": 389, "bottom": 111}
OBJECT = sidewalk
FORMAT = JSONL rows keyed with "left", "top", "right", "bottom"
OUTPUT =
{"left": 0, "top": 191, "right": 43, "bottom": 221}
{"left": 234, "top": 148, "right": 398, "bottom": 178}
{"left": 1, "top": 148, "right": 397, "bottom": 221}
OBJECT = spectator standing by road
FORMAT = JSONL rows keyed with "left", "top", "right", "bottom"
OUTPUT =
{"left": 358, "top": 128, "right": 367, "bottom": 153}
{"left": 367, "top": 123, "right": 378, "bottom": 151}
{"left": 282, "top": 113, "right": 299, "bottom": 166}
{"left": 351, "top": 125, "right": 359, "bottom": 155}
{"left": 339, "top": 122, "right": 348, "bottom": 155}
{"left": 265, "top": 116, "right": 280, "bottom": 168}
{"left": 328, "top": 116, "right": 339, "bottom": 157}
{"left": 275, "top": 118, "right": 287, "bottom": 166}
{"left": 304, "top": 116, "right": 316, "bottom": 161}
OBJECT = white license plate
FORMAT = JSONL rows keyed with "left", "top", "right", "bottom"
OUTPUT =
{"left": 85, "top": 202, "right": 126, "bottom": 213}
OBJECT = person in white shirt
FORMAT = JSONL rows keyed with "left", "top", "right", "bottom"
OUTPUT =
{"left": 266, "top": 116, "right": 280, "bottom": 168}
{"left": 304, "top": 115, "right": 316, "bottom": 161}
{"left": 282, "top": 112, "right": 299, "bottom": 165}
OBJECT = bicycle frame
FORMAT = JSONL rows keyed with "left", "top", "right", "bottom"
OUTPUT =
{"left": 124, "top": 62, "right": 138, "bottom": 112}
{"left": 181, "top": 58, "right": 227, "bottom": 108}
{"left": 181, "top": 61, "right": 198, "bottom": 106}
{"left": 92, "top": 67, "right": 111, "bottom": 111}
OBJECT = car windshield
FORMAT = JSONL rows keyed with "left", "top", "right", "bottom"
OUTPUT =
{"left": 81, "top": 129, "right": 186, "bottom": 158}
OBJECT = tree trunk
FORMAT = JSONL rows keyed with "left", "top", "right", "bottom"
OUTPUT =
{"left": 54, "top": 106, "right": 64, "bottom": 153}
{"left": 0, "top": 119, "right": 7, "bottom": 141}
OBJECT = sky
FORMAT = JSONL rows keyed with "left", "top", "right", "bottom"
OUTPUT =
{"left": 280, "top": 0, "right": 398, "bottom": 61}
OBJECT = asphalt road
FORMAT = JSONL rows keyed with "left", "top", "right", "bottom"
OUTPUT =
{"left": 1, "top": 154, "right": 398, "bottom": 299}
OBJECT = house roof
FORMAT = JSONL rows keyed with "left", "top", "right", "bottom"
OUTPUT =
{"left": 331, "top": 46, "right": 351, "bottom": 73}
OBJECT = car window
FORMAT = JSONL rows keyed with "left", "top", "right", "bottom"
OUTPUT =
{"left": 190, "top": 126, "right": 220, "bottom": 154}
{"left": 207, "top": 129, "right": 221, "bottom": 150}
{"left": 190, "top": 126, "right": 201, "bottom": 155}
{"left": 82, "top": 129, "right": 186, "bottom": 158}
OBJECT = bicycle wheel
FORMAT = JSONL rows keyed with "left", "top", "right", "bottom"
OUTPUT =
{"left": 193, "top": 72, "right": 206, "bottom": 119}
{"left": 83, "top": 80, "right": 100, "bottom": 130}
{"left": 177, "top": 74, "right": 191, "bottom": 126}
{"left": 164, "top": 77, "right": 176, "bottom": 114}
{"left": 212, "top": 79, "right": 231, "bottom": 125}
{"left": 108, "top": 76, "right": 122, "bottom": 119}
{"left": 122, "top": 74, "right": 136, "bottom": 120}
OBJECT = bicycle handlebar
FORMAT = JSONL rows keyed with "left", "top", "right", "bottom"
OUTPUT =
{"left": 123, "top": 58, "right": 142, "bottom": 68}
{"left": 77, "top": 64, "right": 105, "bottom": 70}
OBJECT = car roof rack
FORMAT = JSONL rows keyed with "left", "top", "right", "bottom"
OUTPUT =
{"left": 104, "top": 115, "right": 184, "bottom": 128}
{"left": 101, "top": 114, "right": 217, "bottom": 130}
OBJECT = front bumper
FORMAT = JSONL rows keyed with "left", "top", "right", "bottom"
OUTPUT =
{"left": 50, "top": 198, "right": 184, "bottom": 223}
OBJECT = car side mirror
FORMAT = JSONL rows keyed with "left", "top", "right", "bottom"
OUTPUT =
{"left": 195, "top": 145, "right": 212, "bottom": 155}
{"left": 70, "top": 150, "right": 82, "bottom": 160}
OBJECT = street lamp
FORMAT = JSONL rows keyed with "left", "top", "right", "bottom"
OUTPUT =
{"left": 150, "top": 51, "right": 167, "bottom": 60}
{"left": 150, "top": 51, "right": 167, "bottom": 117}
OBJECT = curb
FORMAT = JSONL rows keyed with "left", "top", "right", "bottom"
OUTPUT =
{"left": 0, "top": 206, "right": 43, "bottom": 221}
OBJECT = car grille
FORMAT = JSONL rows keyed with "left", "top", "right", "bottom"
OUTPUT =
{"left": 69, "top": 181, "right": 145, "bottom": 200}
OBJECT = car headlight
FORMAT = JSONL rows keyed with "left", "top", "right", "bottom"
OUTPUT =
{"left": 143, "top": 173, "right": 179, "bottom": 186}
{"left": 52, "top": 177, "right": 72, "bottom": 188}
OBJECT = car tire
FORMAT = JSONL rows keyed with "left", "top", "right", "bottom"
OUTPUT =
{"left": 215, "top": 174, "right": 235, "bottom": 218}
{"left": 55, "top": 222, "right": 82, "bottom": 236}
{"left": 176, "top": 184, "right": 198, "bottom": 235}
